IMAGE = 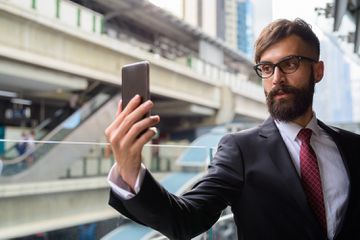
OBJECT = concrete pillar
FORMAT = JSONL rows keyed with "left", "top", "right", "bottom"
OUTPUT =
{"left": 215, "top": 85, "right": 235, "bottom": 124}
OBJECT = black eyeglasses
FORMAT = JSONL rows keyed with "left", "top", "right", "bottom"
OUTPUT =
{"left": 253, "top": 55, "right": 317, "bottom": 79}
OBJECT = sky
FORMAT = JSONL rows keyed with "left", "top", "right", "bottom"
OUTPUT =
{"left": 272, "top": 0, "right": 331, "bottom": 22}
{"left": 149, "top": 0, "right": 183, "bottom": 18}
{"left": 251, "top": 0, "right": 333, "bottom": 46}
{"left": 149, "top": 0, "right": 334, "bottom": 43}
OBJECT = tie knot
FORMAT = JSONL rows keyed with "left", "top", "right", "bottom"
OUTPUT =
{"left": 298, "top": 128, "right": 312, "bottom": 143}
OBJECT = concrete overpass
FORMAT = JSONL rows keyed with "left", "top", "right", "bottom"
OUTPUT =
{"left": 0, "top": 1, "right": 267, "bottom": 130}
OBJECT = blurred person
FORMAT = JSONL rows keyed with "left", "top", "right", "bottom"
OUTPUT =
{"left": 105, "top": 18, "right": 360, "bottom": 240}
{"left": 68, "top": 91, "right": 80, "bottom": 111}
{"left": 15, "top": 131, "right": 28, "bottom": 157}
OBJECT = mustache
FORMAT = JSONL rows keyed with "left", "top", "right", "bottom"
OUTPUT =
{"left": 267, "top": 85, "right": 299, "bottom": 99}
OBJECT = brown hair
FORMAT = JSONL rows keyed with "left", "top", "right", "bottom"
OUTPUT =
{"left": 254, "top": 18, "right": 320, "bottom": 63}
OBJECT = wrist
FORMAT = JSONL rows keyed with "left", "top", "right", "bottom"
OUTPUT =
{"left": 117, "top": 165, "right": 140, "bottom": 191}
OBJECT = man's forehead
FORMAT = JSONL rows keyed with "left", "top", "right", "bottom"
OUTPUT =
{"left": 259, "top": 35, "right": 313, "bottom": 62}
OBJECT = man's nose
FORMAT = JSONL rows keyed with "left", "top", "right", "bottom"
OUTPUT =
{"left": 272, "top": 66, "right": 285, "bottom": 85}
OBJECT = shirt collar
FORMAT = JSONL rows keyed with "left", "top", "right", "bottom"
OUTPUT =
{"left": 275, "top": 113, "right": 320, "bottom": 141}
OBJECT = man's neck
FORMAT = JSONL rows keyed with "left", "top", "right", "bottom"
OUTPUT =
{"left": 291, "top": 108, "right": 314, "bottom": 127}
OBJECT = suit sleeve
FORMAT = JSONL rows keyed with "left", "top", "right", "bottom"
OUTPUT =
{"left": 108, "top": 133, "right": 244, "bottom": 240}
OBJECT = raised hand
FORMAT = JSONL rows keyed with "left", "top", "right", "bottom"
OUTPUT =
{"left": 105, "top": 95, "right": 160, "bottom": 191}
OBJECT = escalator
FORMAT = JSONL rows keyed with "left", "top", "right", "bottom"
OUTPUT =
{"left": 1, "top": 82, "right": 107, "bottom": 161}
{"left": 1, "top": 107, "right": 73, "bottom": 161}
{"left": 0, "top": 85, "right": 119, "bottom": 182}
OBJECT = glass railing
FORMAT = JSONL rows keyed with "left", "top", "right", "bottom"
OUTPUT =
{"left": 1, "top": 108, "right": 70, "bottom": 160}
{"left": 0, "top": 136, "right": 238, "bottom": 239}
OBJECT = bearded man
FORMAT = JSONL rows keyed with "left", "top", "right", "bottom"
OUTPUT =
{"left": 105, "top": 18, "right": 360, "bottom": 240}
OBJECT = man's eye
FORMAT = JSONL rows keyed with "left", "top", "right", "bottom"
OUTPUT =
{"left": 260, "top": 65, "right": 273, "bottom": 73}
{"left": 281, "top": 60, "right": 298, "bottom": 70}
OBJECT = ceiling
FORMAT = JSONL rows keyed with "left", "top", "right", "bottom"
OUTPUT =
{"left": 90, "top": 0, "right": 254, "bottom": 67}
{"left": 0, "top": 58, "right": 88, "bottom": 101}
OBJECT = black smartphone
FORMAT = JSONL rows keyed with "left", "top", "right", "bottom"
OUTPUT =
{"left": 121, "top": 61, "right": 150, "bottom": 118}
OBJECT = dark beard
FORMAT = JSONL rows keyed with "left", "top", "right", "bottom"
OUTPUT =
{"left": 265, "top": 75, "right": 315, "bottom": 122}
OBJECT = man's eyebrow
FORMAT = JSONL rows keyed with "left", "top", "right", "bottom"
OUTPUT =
{"left": 257, "top": 60, "right": 273, "bottom": 64}
{"left": 258, "top": 55, "right": 294, "bottom": 64}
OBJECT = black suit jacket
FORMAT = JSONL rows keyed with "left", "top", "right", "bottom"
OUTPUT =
{"left": 109, "top": 118, "right": 360, "bottom": 240}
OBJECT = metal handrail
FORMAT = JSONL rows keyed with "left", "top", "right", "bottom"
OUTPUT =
{"left": 150, "top": 214, "right": 234, "bottom": 240}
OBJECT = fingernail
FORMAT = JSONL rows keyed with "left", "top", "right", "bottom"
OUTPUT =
{"left": 149, "top": 127, "right": 158, "bottom": 134}
{"left": 145, "top": 100, "right": 153, "bottom": 106}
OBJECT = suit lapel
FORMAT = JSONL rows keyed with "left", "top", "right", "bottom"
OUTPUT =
{"left": 317, "top": 120, "right": 352, "bottom": 238}
{"left": 258, "top": 117, "right": 324, "bottom": 232}
{"left": 317, "top": 120, "right": 350, "bottom": 175}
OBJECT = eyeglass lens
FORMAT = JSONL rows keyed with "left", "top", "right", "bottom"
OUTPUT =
{"left": 256, "top": 57, "right": 300, "bottom": 78}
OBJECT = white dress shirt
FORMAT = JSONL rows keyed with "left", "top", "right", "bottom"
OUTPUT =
{"left": 275, "top": 114, "right": 349, "bottom": 239}
{"left": 108, "top": 163, "right": 146, "bottom": 198}
{"left": 108, "top": 114, "right": 349, "bottom": 239}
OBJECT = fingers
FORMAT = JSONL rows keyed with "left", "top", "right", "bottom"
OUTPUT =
{"left": 105, "top": 95, "right": 159, "bottom": 151}
{"left": 121, "top": 115, "right": 160, "bottom": 148}
{"left": 134, "top": 127, "right": 158, "bottom": 149}
{"left": 105, "top": 95, "right": 142, "bottom": 140}
{"left": 119, "top": 100, "right": 154, "bottom": 135}
{"left": 121, "top": 95, "right": 143, "bottom": 116}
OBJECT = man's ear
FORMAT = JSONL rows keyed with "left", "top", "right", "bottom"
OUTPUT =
{"left": 313, "top": 61, "right": 324, "bottom": 83}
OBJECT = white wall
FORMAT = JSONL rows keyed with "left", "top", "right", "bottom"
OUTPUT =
{"left": 184, "top": 0, "right": 198, "bottom": 27}
{"left": 201, "top": 0, "right": 217, "bottom": 37}
{"left": 250, "top": 0, "right": 272, "bottom": 38}
{"left": 149, "top": 0, "right": 184, "bottom": 19}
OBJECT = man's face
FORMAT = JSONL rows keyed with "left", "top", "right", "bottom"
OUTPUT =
{"left": 259, "top": 35, "right": 323, "bottom": 122}
{"left": 265, "top": 71, "right": 315, "bottom": 122}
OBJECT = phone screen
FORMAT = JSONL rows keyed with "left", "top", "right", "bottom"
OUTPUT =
{"left": 121, "top": 61, "right": 150, "bottom": 118}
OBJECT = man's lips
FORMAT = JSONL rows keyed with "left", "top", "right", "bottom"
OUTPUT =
{"left": 274, "top": 90, "right": 291, "bottom": 99}
{"left": 268, "top": 86, "right": 297, "bottom": 100}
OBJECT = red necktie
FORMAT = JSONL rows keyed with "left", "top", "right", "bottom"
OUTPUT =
{"left": 298, "top": 128, "right": 327, "bottom": 234}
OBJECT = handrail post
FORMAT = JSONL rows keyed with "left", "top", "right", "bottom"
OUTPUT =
{"left": 207, "top": 147, "right": 214, "bottom": 239}
{"left": 82, "top": 157, "right": 87, "bottom": 177}
{"left": 209, "top": 147, "right": 214, "bottom": 163}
